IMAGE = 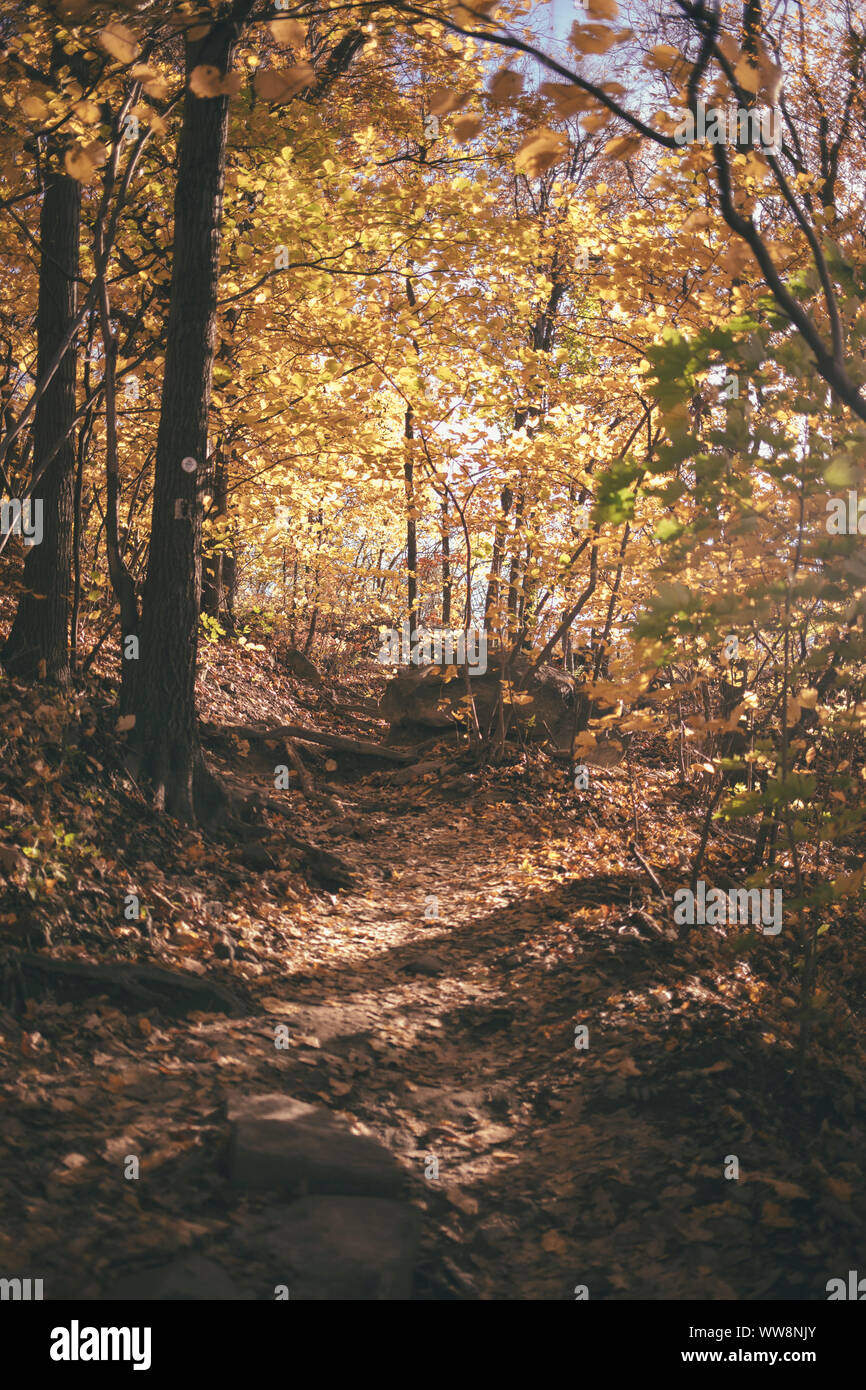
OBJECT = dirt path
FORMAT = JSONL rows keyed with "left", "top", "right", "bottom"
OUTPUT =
{"left": 2, "top": 755, "right": 862, "bottom": 1300}
{"left": 273, "top": 780, "right": 832, "bottom": 1301}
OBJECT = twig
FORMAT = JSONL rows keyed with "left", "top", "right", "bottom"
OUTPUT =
{"left": 628, "top": 840, "right": 668, "bottom": 903}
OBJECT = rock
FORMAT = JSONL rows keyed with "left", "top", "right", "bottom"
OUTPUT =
{"left": 400, "top": 954, "right": 445, "bottom": 977}
{"left": 230, "top": 1196, "right": 420, "bottom": 1300}
{"left": 227, "top": 1093, "right": 406, "bottom": 1197}
{"left": 380, "top": 652, "right": 576, "bottom": 747}
{"left": 111, "top": 1255, "right": 248, "bottom": 1301}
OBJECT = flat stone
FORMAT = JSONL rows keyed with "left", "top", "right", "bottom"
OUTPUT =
{"left": 227, "top": 1093, "right": 405, "bottom": 1197}
{"left": 230, "top": 1196, "right": 420, "bottom": 1300}
{"left": 111, "top": 1254, "right": 248, "bottom": 1301}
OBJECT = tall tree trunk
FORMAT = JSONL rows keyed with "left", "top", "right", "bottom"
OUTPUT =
{"left": 506, "top": 487, "right": 525, "bottom": 638}
{"left": 484, "top": 484, "right": 512, "bottom": 637}
{"left": 3, "top": 166, "right": 80, "bottom": 683}
{"left": 132, "top": 22, "right": 240, "bottom": 820}
{"left": 441, "top": 491, "right": 451, "bottom": 627}
{"left": 403, "top": 405, "right": 417, "bottom": 638}
{"left": 289, "top": 554, "right": 299, "bottom": 643}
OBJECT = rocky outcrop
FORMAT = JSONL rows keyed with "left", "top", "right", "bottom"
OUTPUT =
{"left": 379, "top": 653, "right": 577, "bottom": 747}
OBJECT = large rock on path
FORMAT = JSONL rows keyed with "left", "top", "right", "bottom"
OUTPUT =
{"left": 227, "top": 1093, "right": 406, "bottom": 1198}
{"left": 229, "top": 1197, "right": 420, "bottom": 1300}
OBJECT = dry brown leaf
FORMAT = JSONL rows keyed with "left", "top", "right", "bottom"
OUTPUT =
{"left": 429, "top": 87, "right": 471, "bottom": 116}
{"left": 452, "top": 114, "right": 483, "bottom": 143}
{"left": 489, "top": 69, "right": 524, "bottom": 104}
{"left": 254, "top": 65, "right": 314, "bottom": 102}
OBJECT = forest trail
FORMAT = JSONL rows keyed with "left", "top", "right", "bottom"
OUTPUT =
{"left": 244, "top": 776, "right": 850, "bottom": 1301}
{"left": 3, "top": 669, "right": 861, "bottom": 1301}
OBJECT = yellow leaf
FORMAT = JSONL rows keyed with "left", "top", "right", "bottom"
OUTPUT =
{"left": 21, "top": 94, "right": 49, "bottom": 120}
{"left": 99, "top": 21, "right": 140, "bottom": 65}
{"left": 570, "top": 22, "right": 619, "bottom": 55}
{"left": 514, "top": 127, "right": 567, "bottom": 178}
{"left": 74, "top": 99, "right": 101, "bottom": 124}
{"left": 64, "top": 142, "right": 99, "bottom": 183}
{"left": 757, "top": 56, "right": 783, "bottom": 104}
{"left": 604, "top": 134, "right": 642, "bottom": 160}
{"left": 581, "top": 109, "right": 613, "bottom": 133}
{"left": 83, "top": 139, "right": 107, "bottom": 168}
{"left": 270, "top": 18, "right": 306, "bottom": 47}
{"left": 131, "top": 64, "right": 170, "bottom": 100}
{"left": 189, "top": 65, "right": 223, "bottom": 97}
{"left": 734, "top": 56, "right": 761, "bottom": 93}
{"left": 540, "top": 82, "right": 597, "bottom": 117}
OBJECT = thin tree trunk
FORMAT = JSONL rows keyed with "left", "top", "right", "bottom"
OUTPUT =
{"left": 484, "top": 484, "right": 512, "bottom": 637}
{"left": 404, "top": 404, "right": 417, "bottom": 638}
{"left": 3, "top": 165, "right": 80, "bottom": 683}
{"left": 441, "top": 491, "right": 451, "bottom": 626}
{"left": 200, "top": 439, "right": 228, "bottom": 620}
{"left": 505, "top": 487, "right": 525, "bottom": 638}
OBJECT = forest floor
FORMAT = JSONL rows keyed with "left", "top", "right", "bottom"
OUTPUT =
{"left": 1, "top": 634, "right": 865, "bottom": 1300}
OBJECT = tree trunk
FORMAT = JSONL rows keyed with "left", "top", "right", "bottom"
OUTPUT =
{"left": 200, "top": 439, "right": 228, "bottom": 620}
{"left": 3, "top": 167, "right": 80, "bottom": 683}
{"left": 441, "top": 491, "right": 451, "bottom": 626}
{"left": 403, "top": 405, "right": 418, "bottom": 638}
{"left": 505, "top": 487, "right": 525, "bottom": 638}
{"left": 484, "top": 483, "right": 512, "bottom": 636}
{"left": 132, "top": 23, "right": 239, "bottom": 820}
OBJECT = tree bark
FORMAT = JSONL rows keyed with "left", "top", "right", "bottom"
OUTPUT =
{"left": 132, "top": 21, "right": 241, "bottom": 820}
{"left": 3, "top": 167, "right": 80, "bottom": 683}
